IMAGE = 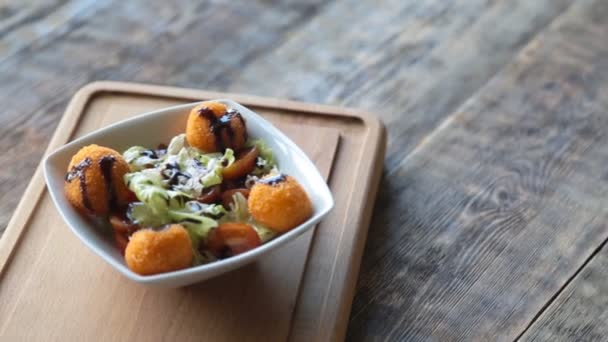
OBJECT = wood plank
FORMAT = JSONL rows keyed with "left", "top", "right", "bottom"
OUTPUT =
{"left": 227, "top": 0, "right": 574, "bottom": 172}
{"left": 0, "top": 0, "right": 331, "bottom": 234}
{"left": 512, "top": 2, "right": 608, "bottom": 339}
{"left": 344, "top": 0, "right": 608, "bottom": 339}
{"left": 0, "top": 0, "right": 109, "bottom": 63}
{"left": 521, "top": 249, "right": 608, "bottom": 341}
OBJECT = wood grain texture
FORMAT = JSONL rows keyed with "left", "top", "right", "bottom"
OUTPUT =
{"left": 228, "top": 0, "right": 574, "bottom": 172}
{"left": 515, "top": 1, "right": 608, "bottom": 340}
{"left": 347, "top": 0, "right": 608, "bottom": 340}
{"left": 0, "top": 0, "right": 331, "bottom": 234}
{"left": 0, "top": 0, "right": 108, "bottom": 63}
{"left": 521, "top": 250, "right": 608, "bottom": 342}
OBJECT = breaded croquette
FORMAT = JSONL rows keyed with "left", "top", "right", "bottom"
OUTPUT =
{"left": 248, "top": 174, "right": 313, "bottom": 232}
{"left": 64, "top": 144, "right": 131, "bottom": 216}
{"left": 186, "top": 101, "right": 247, "bottom": 153}
{"left": 125, "top": 224, "right": 193, "bottom": 275}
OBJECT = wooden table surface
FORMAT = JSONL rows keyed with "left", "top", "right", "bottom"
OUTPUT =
{"left": 2, "top": 0, "right": 608, "bottom": 340}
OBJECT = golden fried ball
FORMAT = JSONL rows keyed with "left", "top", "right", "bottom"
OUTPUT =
{"left": 186, "top": 101, "right": 247, "bottom": 153}
{"left": 248, "top": 175, "right": 313, "bottom": 232}
{"left": 64, "top": 144, "right": 131, "bottom": 216}
{"left": 125, "top": 224, "right": 193, "bottom": 275}
{"left": 186, "top": 102, "right": 226, "bottom": 152}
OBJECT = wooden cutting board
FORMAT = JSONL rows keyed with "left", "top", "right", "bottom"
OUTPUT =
{"left": 0, "top": 82, "right": 386, "bottom": 342}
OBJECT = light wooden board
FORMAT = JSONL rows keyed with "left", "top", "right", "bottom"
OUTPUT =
{"left": 0, "top": 82, "right": 386, "bottom": 342}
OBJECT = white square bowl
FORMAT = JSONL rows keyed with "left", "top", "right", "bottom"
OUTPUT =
{"left": 43, "top": 100, "right": 334, "bottom": 288}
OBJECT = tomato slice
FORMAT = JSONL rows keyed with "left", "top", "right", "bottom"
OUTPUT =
{"left": 222, "top": 146, "right": 259, "bottom": 180}
{"left": 221, "top": 188, "right": 250, "bottom": 208}
{"left": 205, "top": 223, "right": 261, "bottom": 258}
{"left": 126, "top": 190, "right": 138, "bottom": 203}
{"left": 222, "top": 223, "right": 261, "bottom": 255}
{"left": 109, "top": 214, "right": 139, "bottom": 234}
{"left": 205, "top": 229, "right": 226, "bottom": 257}
{"left": 109, "top": 214, "right": 139, "bottom": 254}
{"left": 197, "top": 185, "right": 222, "bottom": 204}
{"left": 114, "top": 231, "right": 129, "bottom": 255}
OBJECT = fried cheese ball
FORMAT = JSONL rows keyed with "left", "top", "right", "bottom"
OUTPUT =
{"left": 64, "top": 144, "right": 131, "bottom": 216}
{"left": 186, "top": 101, "right": 247, "bottom": 153}
{"left": 248, "top": 174, "right": 313, "bottom": 232}
{"left": 125, "top": 224, "right": 193, "bottom": 275}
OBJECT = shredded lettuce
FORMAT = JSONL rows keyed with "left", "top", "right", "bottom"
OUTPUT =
{"left": 199, "top": 148, "right": 235, "bottom": 167}
{"left": 200, "top": 160, "right": 223, "bottom": 187}
{"left": 125, "top": 169, "right": 170, "bottom": 215}
{"left": 127, "top": 202, "right": 169, "bottom": 227}
{"left": 247, "top": 139, "right": 275, "bottom": 165}
{"left": 247, "top": 139, "right": 277, "bottom": 175}
{"left": 128, "top": 200, "right": 224, "bottom": 246}
{"left": 197, "top": 148, "right": 234, "bottom": 188}
{"left": 169, "top": 210, "right": 218, "bottom": 245}
{"left": 125, "top": 143, "right": 236, "bottom": 200}
{"left": 167, "top": 134, "right": 186, "bottom": 155}
{"left": 123, "top": 146, "right": 162, "bottom": 171}
{"left": 121, "top": 133, "right": 281, "bottom": 261}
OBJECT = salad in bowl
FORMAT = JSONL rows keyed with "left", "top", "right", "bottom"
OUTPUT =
{"left": 61, "top": 101, "right": 315, "bottom": 276}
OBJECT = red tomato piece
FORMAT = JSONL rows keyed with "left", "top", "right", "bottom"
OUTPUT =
{"left": 114, "top": 231, "right": 129, "bottom": 255}
{"left": 109, "top": 214, "right": 139, "bottom": 234}
{"left": 221, "top": 188, "right": 250, "bottom": 208}
{"left": 205, "top": 223, "right": 261, "bottom": 258}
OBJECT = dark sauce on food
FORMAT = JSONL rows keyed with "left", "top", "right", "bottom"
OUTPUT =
{"left": 197, "top": 106, "right": 247, "bottom": 150}
{"left": 259, "top": 174, "right": 286, "bottom": 186}
{"left": 161, "top": 162, "right": 190, "bottom": 186}
{"left": 141, "top": 150, "right": 158, "bottom": 159}
{"left": 99, "top": 155, "right": 117, "bottom": 209}
{"left": 65, "top": 157, "right": 93, "bottom": 211}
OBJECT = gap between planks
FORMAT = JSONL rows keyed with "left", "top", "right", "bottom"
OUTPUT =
{"left": 514, "top": 236, "right": 608, "bottom": 341}
{"left": 377, "top": 0, "right": 588, "bottom": 339}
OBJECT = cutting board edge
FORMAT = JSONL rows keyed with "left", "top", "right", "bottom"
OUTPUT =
{"left": 0, "top": 81, "right": 387, "bottom": 341}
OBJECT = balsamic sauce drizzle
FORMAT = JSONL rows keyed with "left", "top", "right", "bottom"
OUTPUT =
{"left": 99, "top": 155, "right": 117, "bottom": 209}
{"left": 141, "top": 149, "right": 158, "bottom": 158}
{"left": 65, "top": 157, "right": 93, "bottom": 211}
{"left": 162, "top": 161, "right": 191, "bottom": 186}
{"left": 198, "top": 106, "right": 246, "bottom": 150}
{"left": 259, "top": 173, "right": 286, "bottom": 186}
{"left": 66, "top": 155, "right": 122, "bottom": 213}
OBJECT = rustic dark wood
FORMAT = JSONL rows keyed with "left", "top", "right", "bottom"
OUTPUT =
{"left": 228, "top": 0, "right": 575, "bottom": 171}
{"left": 517, "top": 1, "right": 608, "bottom": 340}
{"left": 521, "top": 250, "right": 608, "bottom": 341}
{"left": 347, "top": 0, "right": 608, "bottom": 340}
{"left": 3, "top": 0, "right": 605, "bottom": 340}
